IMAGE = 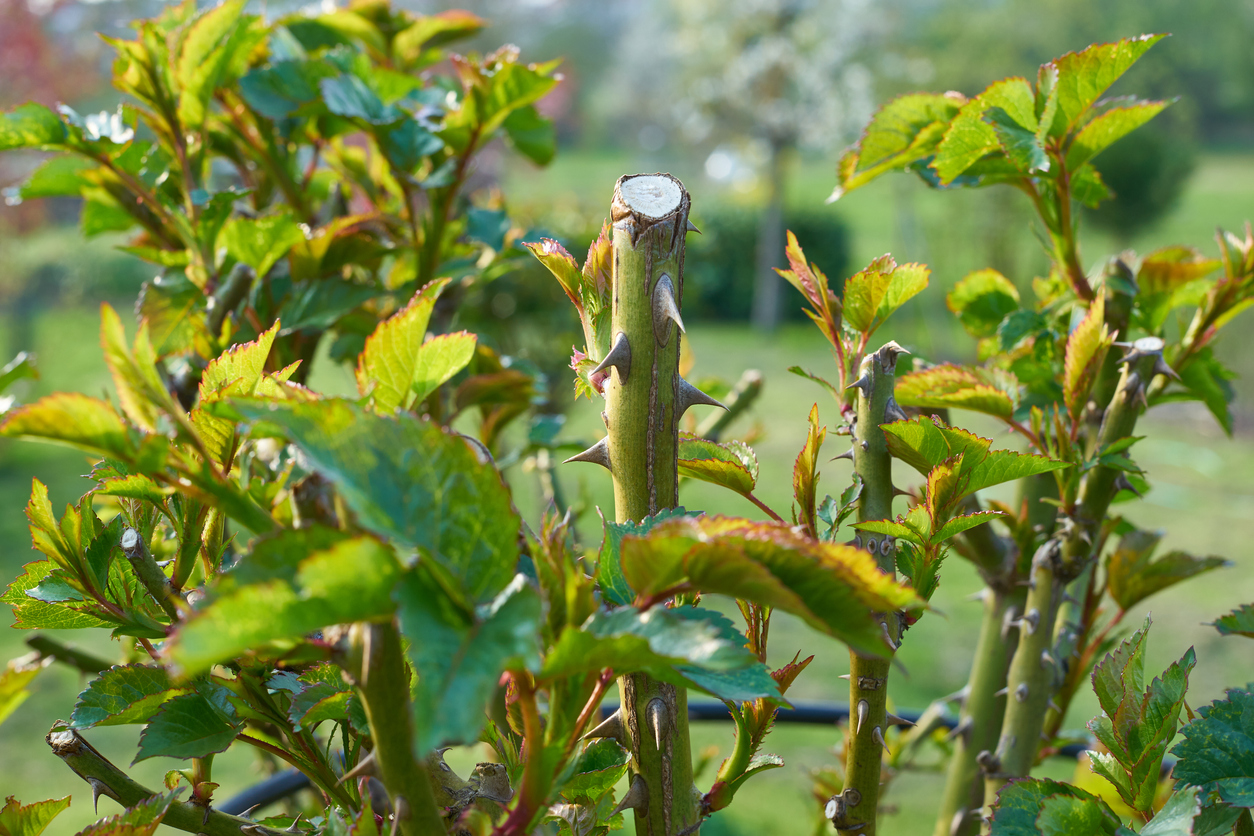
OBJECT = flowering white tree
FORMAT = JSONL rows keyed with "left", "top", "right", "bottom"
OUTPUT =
{"left": 616, "top": 0, "right": 879, "bottom": 328}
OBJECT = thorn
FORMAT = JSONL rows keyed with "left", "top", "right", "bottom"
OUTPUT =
{"left": 686, "top": 218, "right": 701, "bottom": 234}
{"left": 651, "top": 273, "right": 685, "bottom": 344}
{"left": 881, "top": 621, "right": 899, "bottom": 651}
{"left": 1152, "top": 355, "right": 1180, "bottom": 381}
{"left": 203, "top": 804, "right": 212, "bottom": 825}
{"left": 855, "top": 699, "right": 868, "bottom": 735}
{"left": 884, "top": 397, "right": 908, "bottom": 423}
{"left": 950, "top": 809, "right": 968, "bottom": 836}
{"left": 646, "top": 698, "right": 667, "bottom": 751}
{"left": 1047, "top": 699, "right": 1061, "bottom": 713}
{"left": 1014, "top": 684, "right": 1029, "bottom": 703}
{"left": 845, "top": 374, "right": 871, "bottom": 396}
{"left": 993, "top": 687, "right": 1009, "bottom": 698}
{"left": 286, "top": 814, "right": 304, "bottom": 832}
{"left": 590, "top": 331, "right": 631, "bottom": 384}
{"left": 833, "top": 447, "right": 855, "bottom": 462}
{"left": 941, "top": 685, "right": 969, "bottom": 705}
{"left": 88, "top": 778, "right": 110, "bottom": 813}
{"left": 1022, "top": 609, "right": 1040, "bottom": 636}
{"left": 839, "top": 674, "right": 851, "bottom": 681}
{"left": 610, "top": 775, "right": 647, "bottom": 816}
{"left": 676, "top": 377, "right": 726, "bottom": 417}
{"left": 241, "top": 826, "right": 266, "bottom": 836}
{"left": 892, "top": 485, "right": 912, "bottom": 497}
{"left": 1113, "top": 473, "right": 1143, "bottom": 498}
{"left": 945, "top": 717, "right": 973, "bottom": 742}
{"left": 861, "top": 440, "right": 869, "bottom": 451}
{"left": 886, "top": 713, "right": 915, "bottom": 728}
{"left": 240, "top": 803, "right": 261, "bottom": 820}
{"left": 1040, "top": 651, "right": 1055, "bottom": 669}
{"left": 582, "top": 710, "right": 624, "bottom": 743}
{"left": 872, "top": 726, "right": 890, "bottom": 753}
{"left": 966, "top": 589, "right": 989, "bottom": 602}
{"left": 564, "top": 437, "right": 611, "bottom": 470}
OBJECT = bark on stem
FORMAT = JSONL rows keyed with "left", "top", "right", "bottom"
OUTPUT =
{"left": 834, "top": 343, "right": 905, "bottom": 836}
{"left": 46, "top": 726, "right": 287, "bottom": 835}
{"left": 981, "top": 341, "right": 1164, "bottom": 828}
{"left": 595, "top": 173, "right": 707, "bottom": 835}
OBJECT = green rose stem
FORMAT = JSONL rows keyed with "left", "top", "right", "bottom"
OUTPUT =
{"left": 354, "top": 622, "right": 447, "bottom": 836}
{"left": 829, "top": 342, "right": 905, "bottom": 836}
{"left": 45, "top": 726, "right": 288, "bottom": 836}
{"left": 981, "top": 339, "right": 1166, "bottom": 828}
{"left": 565, "top": 173, "right": 719, "bottom": 836}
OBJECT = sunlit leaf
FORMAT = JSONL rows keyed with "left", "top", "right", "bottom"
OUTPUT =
{"left": 220, "top": 209, "right": 306, "bottom": 279}
{"left": 71, "top": 664, "right": 186, "bottom": 728}
{"left": 0, "top": 103, "right": 66, "bottom": 151}
{"left": 1067, "top": 101, "right": 1169, "bottom": 169}
{"left": 355, "top": 279, "right": 452, "bottom": 413}
{"left": 678, "top": 434, "right": 757, "bottom": 498}
{"left": 832, "top": 93, "right": 964, "bottom": 198}
{"left": 1105, "top": 529, "right": 1227, "bottom": 612}
{"left": 894, "top": 365, "right": 1017, "bottom": 419}
{"left": 0, "top": 794, "right": 71, "bottom": 836}
{"left": 947, "top": 269, "right": 1020, "bottom": 339}
{"left": 1042, "top": 34, "right": 1167, "bottom": 136}
{"left": 1063, "top": 295, "right": 1114, "bottom": 420}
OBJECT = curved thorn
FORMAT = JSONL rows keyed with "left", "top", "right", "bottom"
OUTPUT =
{"left": 652, "top": 273, "right": 685, "bottom": 344}
{"left": 838, "top": 674, "right": 851, "bottom": 681}
{"left": 582, "top": 710, "right": 625, "bottom": 744}
{"left": 1153, "top": 355, "right": 1181, "bottom": 381}
{"left": 686, "top": 218, "right": 701, "bottom": 234}
{"left": 1047, "top": 699, "right": 1061, "bottom": 713}
{"left": 993, "top": 686, "right": 1009, "bottom": 698}
{"left": 855, "top": 699, "right": 868, "bottom": 735}
{"left": 676, "top": 377, "right": 726, "bottom": 417}
{"left": 872, "top": 726, "right": 890, "bottom": 753}
{"left": 88, "top": 778, "right": 110, "bottom": 813}
{"left": 881, "top": 621, "right": 899, "bottom": 651}
{"left": 646, "top": 698, "right": 668, "bottom": 751}
{"left": 564, "top": 437, "right": 611, "bottom": 470}
{"left": 845, "top": 374, "right": 871, "bottom": 395}
{"left": 240, "top": 804, "right": 262, "bottom": 820}
{"left": 611, "top": 775, "right": 648, "bottom": 816}
{"left": 884, "top": 397, "right": 908, "bottom": 423}
{"left": 966, "top": 589, "right": 989, "bottom": 602}
{"left": 287, "top": 814, "right": 304, "bottom": 832}
{"left": 590, "top": 331, "right": 632, "bottom": 384}
{"left": 833, "top": 447, "right": 855, "bottom": 462}
{"left": 1040, "top": 651, "right": 1055, "bottom": 668}
{"left": 886, "top": 712, "right": 915, "bottom": 728}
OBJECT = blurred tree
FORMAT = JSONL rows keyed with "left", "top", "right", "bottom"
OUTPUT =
{"left": 893, "top": 0, "right": 1254, "bottom": 144}
{"left": 613, "top": 0, "right": 878, "bottom": 330}
{"left": 1085, "top": 121, "right": 1197, "bottom": 245}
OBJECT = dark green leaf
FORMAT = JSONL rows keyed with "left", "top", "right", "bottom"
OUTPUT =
{"left": 396, "top": 569, "right": 541, "bottom": 754}
{"left": 1212, "top": 605, "right": 1254, "bottom": 639}
{"left": 1106, "top": 529, "right": 1227, "bottom": 612}
{"left": 595, "top": 507, "right": 691, "bottom": 607}
{"left": 3, "top": 561, "right": 108, "bottom": 630}
{"left": 1177, "top": 348, "right": 1237, "bottom": 436}
{"left": 1172, "top": 686, "right": 1254, "bottom": 808}
{"left": 278, "top": 279, "right": 378, "bottom": 334}
{"left": 135, "top": 682, "right": 242, "bottom": 762}
{"left": 231, "top": 399, "right": 520, "bottom": 604}
{"left": 239, "top": 59, "right": 338, "bottom": 120}
{"left": 466, "top": 208, "right": 510, "bottom": 251}
{"left": 561, "top": 738, "right": 629, "bottom": 799}
{"left": 319, "top": 74, "right": 402, "bottom": 124}
{"left": 1035, "top": 792, "right": 1122, "bottom": 836}
{"left": 988, "top": 778, "right": 1119, "bottom": 836}
{"left": 379, "top": 118, "right": 444, "bottom": 172}
{"left": 71, "top": 665, "right": 184, "bottom": 728}
{"left": 503, "top": 104, "right": 556, "bottom": 165}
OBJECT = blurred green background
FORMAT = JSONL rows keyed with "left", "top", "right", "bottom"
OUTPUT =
{"left": 2, "top": 0, "right": 1252, "bottom": 833}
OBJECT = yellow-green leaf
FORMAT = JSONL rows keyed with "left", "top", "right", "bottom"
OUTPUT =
{"left": 355, "top": 279, "right": 452, "bottom": 413}
{"left": 894, "top": 365, "right": 1017, "bottom": 419}
{"left": 411, "top": 331, "right": 477, "bottom": 404}
{"left": 1066, "top": 100, "right": 1169, "bottom": 170}
{"left": 1063, "top": 295, "right": 1114, "bottom": 420}
{"left": 176, "top": 0, "right": 249, "bottom": 131}
{"left": 678, "top": 434, "right": 758, "bottom": 498}
{"left": 947, "top": 268, "right": 1020, "bottom": 338}
{"left": 0, "top": 794, "right": 71, "bottom": 836}
{"left": 0, "top": 393, "right": 135, "bottom": 459}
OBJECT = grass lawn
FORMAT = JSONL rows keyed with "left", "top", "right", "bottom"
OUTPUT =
{"left": 0, "top": 150, "right": 1250, "bottom": 833}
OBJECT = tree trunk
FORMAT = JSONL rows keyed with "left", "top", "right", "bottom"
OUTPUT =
{"left": 751, "top": 139, "right": 786, "bottom": 331}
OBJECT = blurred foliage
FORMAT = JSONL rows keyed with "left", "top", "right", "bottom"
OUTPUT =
{"left": 1086, "top": 121, "right": 1197, "bottom": 243}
